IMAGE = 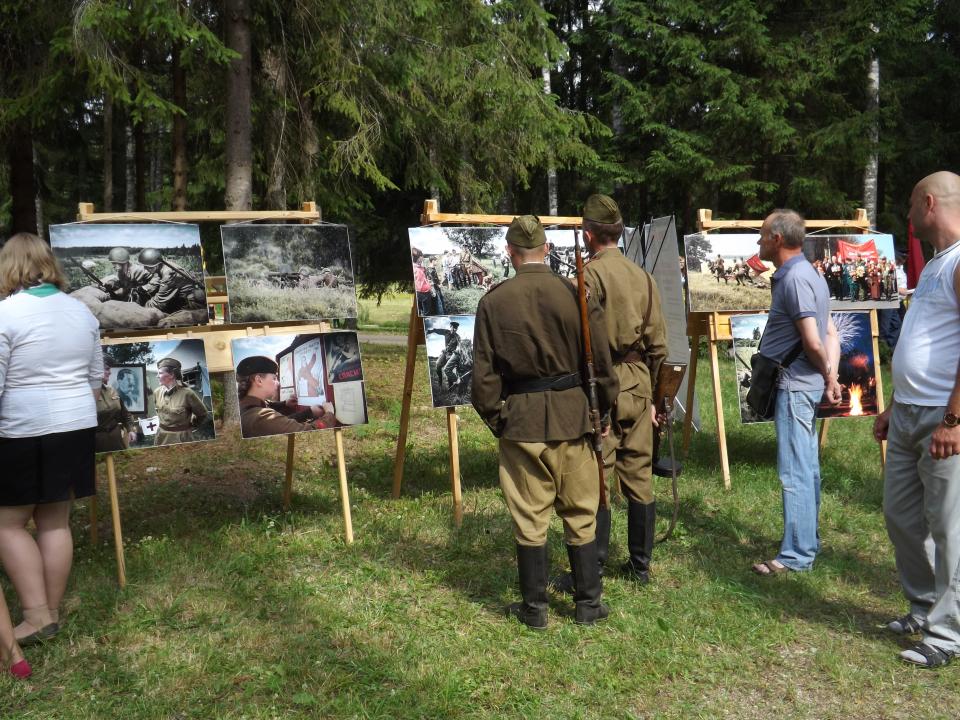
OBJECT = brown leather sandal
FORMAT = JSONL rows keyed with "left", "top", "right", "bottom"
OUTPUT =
{"left": 751, "top": 559, "right": 790, "bottom": 576}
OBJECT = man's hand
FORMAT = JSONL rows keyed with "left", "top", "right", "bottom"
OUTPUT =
{"left": 824, "top": 377, "right": 842, "bottom": 405}
{"left": 873, "top": 408, "right": 891, "bottom": 443}
{"left": 930, "top": 423, "right": 960, "bottom": 460}
{"left": 650, "top": 405, "right": 666, "bottom": 429}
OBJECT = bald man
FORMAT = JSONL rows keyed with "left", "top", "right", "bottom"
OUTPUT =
{"left": 874, "top": 171, "right": 960, "bottom": 668}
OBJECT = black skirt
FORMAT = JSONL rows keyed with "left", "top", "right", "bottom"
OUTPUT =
{"left": 0, "top": 427, "right": 96, "bottom": 505}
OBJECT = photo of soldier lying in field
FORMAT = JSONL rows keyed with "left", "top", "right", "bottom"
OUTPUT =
{"left": 221, "top": 224, "right": 357, "bottom": 323}
{"left": 408, "top": 226, "right": 578, "bottom": 317}
{"left": 50, "top": 224, "right": 209, "bottom": 331}
{"left": 423, "top": 315, "right": 474, "bottom": 407}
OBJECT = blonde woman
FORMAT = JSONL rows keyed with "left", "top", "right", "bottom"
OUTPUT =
{"left": 0, "top": 233, "right": 102, "bottom": 645}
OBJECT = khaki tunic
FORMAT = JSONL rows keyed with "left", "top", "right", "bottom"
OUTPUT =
{"left": 154, "top": 382, "right": 208, "bottom": 446}
{"left": 584, "top": 247, "right": 668, "bottom": 504}
{"left": 95, "top": 384, "right": 137, "bottom": 452}
{"left": 238, "top": 395, "right": 334, "bottom": 438}
{"left": 472, "top": 262, "right": 618, "bottom": 545}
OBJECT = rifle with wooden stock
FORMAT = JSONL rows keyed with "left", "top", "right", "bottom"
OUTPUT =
{"left": 573, "top": 225, "right": 607, "bottom": 508}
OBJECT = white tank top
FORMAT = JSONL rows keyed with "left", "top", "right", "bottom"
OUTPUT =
{"left": 892, "top": 239, "right": 960, "bottom": 406}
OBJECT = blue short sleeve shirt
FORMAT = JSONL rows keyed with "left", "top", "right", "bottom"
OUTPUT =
{"left": 759, "top": 254, "right": 830, "bottom": 391}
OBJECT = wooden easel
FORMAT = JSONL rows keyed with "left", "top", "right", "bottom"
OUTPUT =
{"left": 391, "top": 200, "right": 581, "bottom": 524}
{"left": 79, "top": 202, "right": 356, "bottom": 587}
{"left": 681, "top": 209, "right": 887, "bottom": 488}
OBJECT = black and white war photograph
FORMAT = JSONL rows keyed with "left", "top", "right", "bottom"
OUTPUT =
{"left": 408, "top": 226, "right": 576, "bottom": 317}
{"left": 220, "top": 224, "right": 357, "bottom": 323}
{"left": 423, "top": 315, "right": 474, "bottom": 407}
{"left": 231, "top": 332, "right": 368, "bottom": 440}
{"left": 50, "top": 223, "right": 209, "bottom": 331}
{"left": 98, "top": 339, "right": 215, "bottom": 452}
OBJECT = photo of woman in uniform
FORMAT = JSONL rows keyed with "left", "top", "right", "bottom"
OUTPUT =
{"left": 153, "top": 357, "right": 209, "bottom": 446}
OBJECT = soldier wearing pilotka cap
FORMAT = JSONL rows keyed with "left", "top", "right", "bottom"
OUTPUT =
{"left": 552, "top": 194, "right": 668, "bottom": 593}
{"left": 236, "top": 355, "right": 337, "bottom": 438}
{"left": 471, "top": 215, "right": 619, "bottom": 629}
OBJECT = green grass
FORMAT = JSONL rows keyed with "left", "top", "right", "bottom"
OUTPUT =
{"left": 3, "top": 343, "right": 958, "bottom": 719}
{"left": 357, "top": 291, "right": 415, "bottom": 331}
{"left": 228, "top": 277, "right": 358, "bottom": 323}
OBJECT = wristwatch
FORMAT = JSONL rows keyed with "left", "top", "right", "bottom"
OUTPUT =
{"left": 944, "top": 412, "right": 960, "bottom": 428}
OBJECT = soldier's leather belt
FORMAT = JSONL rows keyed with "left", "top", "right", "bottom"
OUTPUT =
{"left": 159, "top": 424, "right": 193, "bottom": 432}
{"left": 505, "top": 372, "right": 581, "bottom": 395}
{"left": 616, "top": 350, "right": 646, "bottom": 365}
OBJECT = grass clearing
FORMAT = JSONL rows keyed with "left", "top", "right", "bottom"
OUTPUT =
{"left": 3, "top": 342, "right": 957, "bottom": 719}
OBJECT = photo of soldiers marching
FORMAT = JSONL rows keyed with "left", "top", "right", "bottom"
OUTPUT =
{"left": 50, "top": 223, "right": 209, "bottom": 331}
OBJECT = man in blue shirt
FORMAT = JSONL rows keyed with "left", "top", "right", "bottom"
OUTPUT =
{"left": 752, "top": 209, "right": 841, "bottom": 575}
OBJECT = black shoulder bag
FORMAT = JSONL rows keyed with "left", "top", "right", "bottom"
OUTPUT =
{"left": 745, "top": 342, "right": 803, "bottom": 420}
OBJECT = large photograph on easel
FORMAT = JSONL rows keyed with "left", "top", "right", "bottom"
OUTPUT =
{"left": 231, "top": 332, "right": 368, "bottom": 439}
{"left": 220, "top": 224, "right": 357, "bottom": 323}
{"left": 731, "top": 312, "right": 878, "bottom": 424}
{"left": 50, "top": 223, "right": 209, "bottom": 331}
{"left": 98, "top": 339, "right": 216, "bottom": 452}
{"left": 408, "top": 226, "right": 577, "bottom": 317}
{"left": 684, "top": 232, "right": 898, "bottom": 313}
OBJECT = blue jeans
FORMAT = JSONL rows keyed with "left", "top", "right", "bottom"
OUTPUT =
{"left": 774, "top": 388, "right": 822, "bottom": 570}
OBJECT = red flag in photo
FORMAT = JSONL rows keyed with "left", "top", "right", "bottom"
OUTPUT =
{"left": 745, "top": 254, "right": 767, "bottom": 274}
{"left": 907, "top": 219, "right": 925, "bottom": 289}
{"left": 837, "top": 238, "right": 879, "bottom": 261}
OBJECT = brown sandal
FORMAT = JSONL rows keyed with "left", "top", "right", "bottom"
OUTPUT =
{"left": 752, "top": 559, "right": 789, "bottom": 576}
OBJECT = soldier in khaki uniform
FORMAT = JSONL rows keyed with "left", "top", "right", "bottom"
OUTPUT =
{"left": 95, "top": 358, "right": 139, "bottom": 452}
{"left": 153, "top": 357, "right": 209, "bottom": 446}
{"left": 554, "top": 195, "right": 668, "bottom": 589}
{"left": 472, "top": 215, "right": 618, "bottom": 629}
{"left": 236, "top": 355, "right": 337, "bottom": 439}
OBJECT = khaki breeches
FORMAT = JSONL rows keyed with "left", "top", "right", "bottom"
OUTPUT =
{"left": 498, "top": 437, "right": 599, "bottom": 546}
{"left": 603, "top": 392, "right": 654, "bottom": 504}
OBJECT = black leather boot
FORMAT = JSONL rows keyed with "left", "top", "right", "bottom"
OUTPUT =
{"left": 549, "top": 505, "right": 610, "bottom": 595}
{"left": 568, "top": 540, "right": 609, "bottom": 625}
{"left": 507, "top": 544, "right": 548, "bottom": 629}
{"left": 620, "top": 500, "right": 655, "bottom": 584}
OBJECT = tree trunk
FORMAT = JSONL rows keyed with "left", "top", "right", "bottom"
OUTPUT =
{"left": 222, "top": 0, "right": 254, "bottom": 426}
{"left": 172, "top": 42, "right": 188, "bottom": 211}
{"left": 125, "top": 121, "right": 135, "bottom": 212}
{"left": 262, "top": 48, "right": 287, "bottom": 210}
{"left": 103, "top": 93, "right": 114, "bottom": 211}
{"left": 8, "top": 123, "right": 37, "bottom": 235}
{"left": 863, "top": 48, "right": 880, "bottom": 227}
{"left": 134, "top": 117, "right": 146, "bottom": 211}
{"left": 224, "top": 0, "right": 253, "bottom": 212}
{"left": 542, "top": 65, "right": 558, "bottom": 216}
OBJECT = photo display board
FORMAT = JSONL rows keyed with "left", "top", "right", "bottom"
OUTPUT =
{"left": 231, "top": 331, "right": 368, "bottom": 439}
{"left": 408, "top": 226, "right": 578, "bottom": 317}
{"left": 731, "top": 311, "right": 878, "bottom": 424}
{"left": 683, "top": 232, "right": 898, "bottom": 313}
{"left": 50, "top": 223, "right": 208, "bottom": 332}
{"left": 98, "top": 339, "right": 216, "bottom": 452}
{"left": 220, "top": 224, "right": 358, "bottom": 323}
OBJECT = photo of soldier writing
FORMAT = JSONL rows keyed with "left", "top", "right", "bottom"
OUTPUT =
{"left": 49, "top": 223, "right": 208, "bottom": 332}
{"left": 231, "top": 332, "right": 369, "bottom": 439}
{"left": 423, "top": 315, "right": 474, "bottom": 407}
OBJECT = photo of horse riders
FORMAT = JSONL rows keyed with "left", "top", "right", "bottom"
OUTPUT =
{"left": 50, "top": 223, "right": 209, "bottom": 331}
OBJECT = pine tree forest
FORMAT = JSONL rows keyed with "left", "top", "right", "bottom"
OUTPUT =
{"left": 2, "top": 0, "right": 959, "bottom": 293}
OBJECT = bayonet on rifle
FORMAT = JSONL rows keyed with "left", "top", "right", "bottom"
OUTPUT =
{"left": 573, "top": 225, "right": 607, "bottom": 508}
{"left": 69, "top": 257, "right": 108, "bottom": 292}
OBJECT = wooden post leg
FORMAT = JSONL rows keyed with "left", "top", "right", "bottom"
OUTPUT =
{"left": 334, "top": 428, "right": 354, "bottom": 544}
{"left": 682, "top": 332, "right": 700, "bottom": 457}
{"left": 869, "top": 309, "right": 887, "bottom": 468}
{"left": 89, "top": 494, "right": 99, "bottom": 545}
{"left": 447, "top": 407, "right": 463, "bottom": 526}
{"left": 818, "top": 418, "right": 830, "bottom": 448}
{"left": 283, "top": 435, "right": 296, "bottom": 511}
{"left": 392, "top": 302, "right": 420, "bottom": 498}
{"left": 105, "top": 454, "right": 127, "bottom": 589}
{"left": 707, "top": 336, "right": 731, "bottom": 489}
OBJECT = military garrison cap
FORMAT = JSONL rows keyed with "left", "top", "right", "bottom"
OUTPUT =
{"left": 157, "top": 357, "right": 181, "bottom": 372}
{"left": 237, "top": 355, "right": 279, "bottom": 376}
{"left": 583, "top": 194, "right": 622, "bottom": 225}
{"left": 506, "top": 215, "right": 546, "bottom": 248}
